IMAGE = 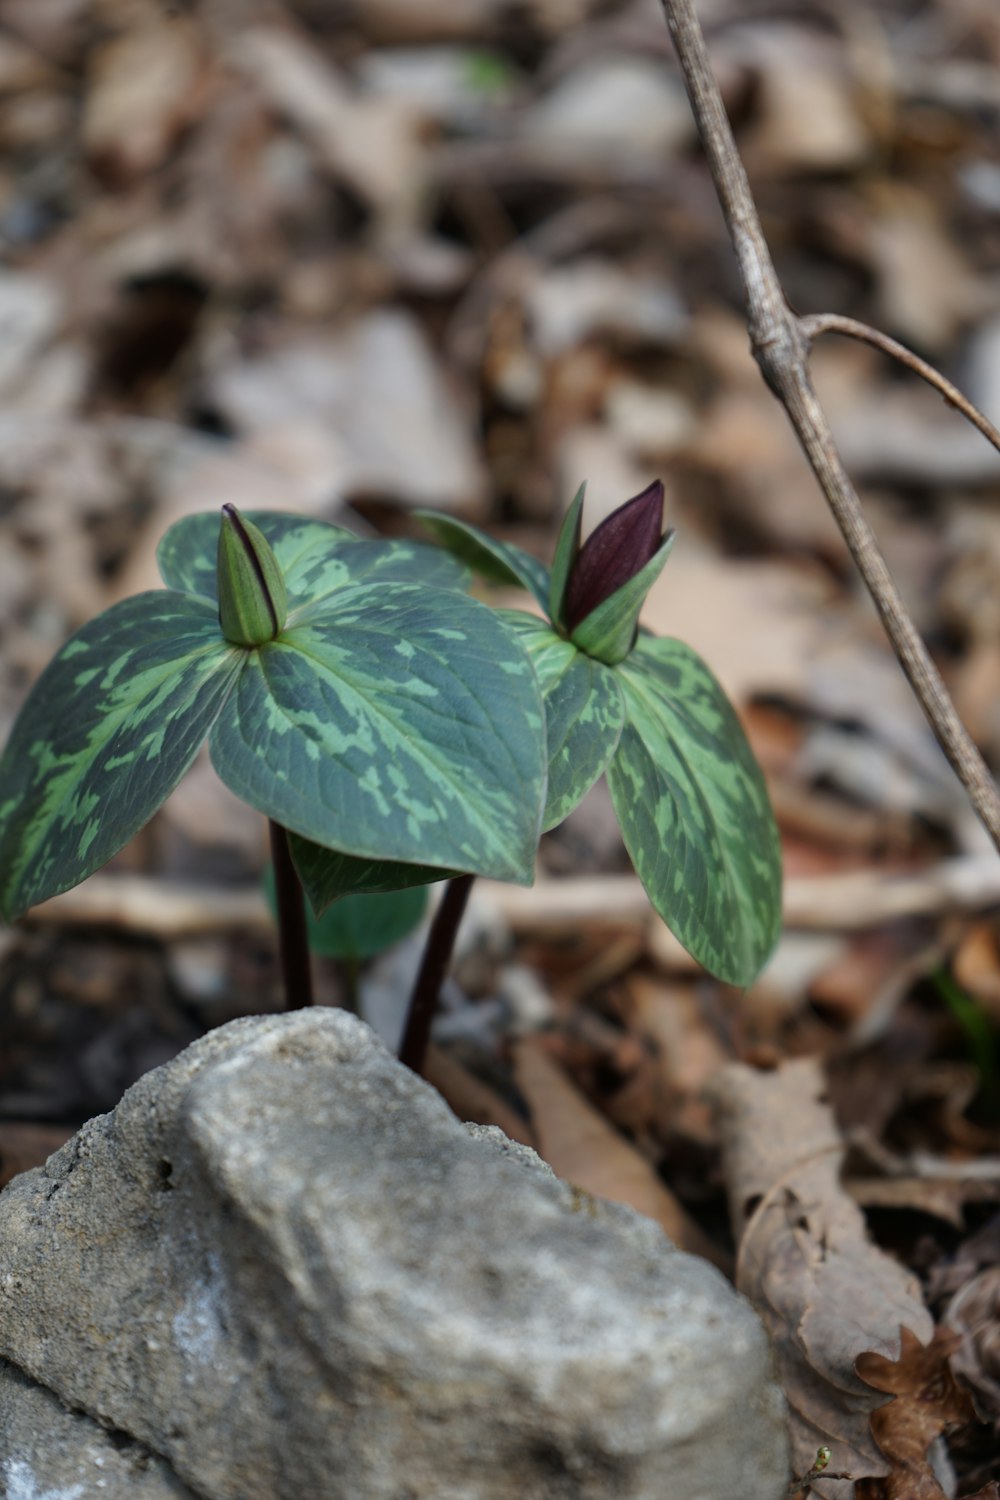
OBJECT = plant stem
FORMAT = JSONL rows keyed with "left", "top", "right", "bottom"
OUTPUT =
{"left": 659, "top": 0, "right": 1000, "bottom": 856}
{"left": 399, "top": 875, "right": 475, "bottom": 1075}
{"left": 268, "top": 819, "right": 313, "bottom": 1010}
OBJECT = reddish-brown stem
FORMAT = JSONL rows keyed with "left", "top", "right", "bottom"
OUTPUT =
{"left": 398, "top": 875, "right": 475, "bottom": 1076}
{"left": 268, "top": 819, "right": 314, "bottom": 1010}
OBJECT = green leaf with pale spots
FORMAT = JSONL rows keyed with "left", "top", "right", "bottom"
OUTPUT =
{"left": 607, "top": 635, "right": 781, "bottom": 986}
{"left": 290, "top": 606, "right": 626, "bottom": 910}
{"left": 159, "top": 511, "right": 348, "bottom": 600}
{"left": 158, "top": 511, "right": 468, "bottom": 613}
{"left": 415, "top": 511, "right": 551, "bottom": 611}
{"left": 210, "top": 583, "right": 546, "bottom": 883}
{"left": 289, "top": 835, "right": 453, "bottom": 914}
{"left": 0, "top": 595, "right": 242, "bottom": 920}
{"left": 499, "top": 611, "right": 624, "bottom": 830}
{"left": 285, "top": 536, "right": 471, "bottom": 624}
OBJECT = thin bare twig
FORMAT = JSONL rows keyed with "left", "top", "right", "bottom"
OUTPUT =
{"left": 27, "top": 856, "right": 1000, "bottom": 942}
{"left": 660, "top": 0, "right": 1000, "bottom": 854}
{"left": 800, "top": 313, "right": 1000, "bottom": 457}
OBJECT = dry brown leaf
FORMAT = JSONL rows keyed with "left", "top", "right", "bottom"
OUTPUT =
{"left": 945, "top": 1264, "right": 1000, "bottom": 1427}
{"left": 0, "top": 1123, "right": 73, "bottom": 1190}
{"left": 205, "top": 312, "right": 484, "bottom": 513}
{"left": 809, "top": 931, "right": 919, "bottom": 1028}
{"left": 423, "top": 1046, "right": 535, "bottom": 1149}
{"left": 230, "top": 28, "right": 426, "bottom": 213}
{"left": 727, "top": 24, "right": 873, "bottom": 174}
{"left": 627, "top": 975, "right": 728, "bottom": 1147}
{"left": 712, "top": 1058, "right": 934, "bottom": 1497}
{"left": 83, "top": 17, "right": 208, "bottom": 184}
{"left": 867, "top": 184, "right": 990, "bottom": 351}
{"left": 511, "top": 1037, "right": 719, "bottom": 1263}
{"left": 640, "top": 542, "right": 836, "bottom": 710}
{"left": 854, "top": 1327, "right": 978, "bottom": 1500}
{"left": 952, "top": 922, "right": 1000, "bottom": 1027}
{"left": 844, "top": 1175, "right": 989, "bottom": 1231}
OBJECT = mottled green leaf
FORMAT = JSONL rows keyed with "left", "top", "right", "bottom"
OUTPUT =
{"left": 0, "top": 596, "right": 242, "bottom": 920}
{"left": 210, "top": 583, "right": 545, "bottom": 882}
{"left": 570, "top": 530, "right": 675, "bottom": 665}
{"left": 284, "top": 536, "right": 471, "bottom": 624}
{"left": 289, "top": 834, "right": 452, "bottom": 915}
{"left": 607, "top": 635, "right": 781, "bottom": 986}
{"left": 501, "top": 611, "right": 624, "bottom": 830}
{"left": 416, "top": 511, "right": 551, "bottom": 611}
{"left": 294, "top": 608, "right": 625, "bottom": 906}
{"left": 264, "top": 863, "right": 428, "bottom": 959}
{"left": 159, "top": 511, "right": 347, "bottom": 601}
{"left": 548, "top": 482, "right": 585, "bottom": 629}
{"left": 158, "top": 511, "right": 467, "bottom": 615}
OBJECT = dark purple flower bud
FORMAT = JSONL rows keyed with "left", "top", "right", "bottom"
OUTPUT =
{"left": 563, "top": 480, "right": 665, "bottom": 633}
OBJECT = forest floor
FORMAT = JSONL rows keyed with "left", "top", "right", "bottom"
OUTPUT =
{"left": 0, "top": 0, "right": 999, "bottom": 1494}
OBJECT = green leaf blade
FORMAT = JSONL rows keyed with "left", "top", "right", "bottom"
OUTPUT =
{"left": 265, "top": 864, "right": 428, "bottom": 959}
{"left": 501, "top": 612, "right": 624, "bottom": 830}
{"left": 210, "top": 584, "right": 546, "bottom": 884}
{"left": 416, "top": 511, "right": 551, "bottom": 611}
{"left": 607, "top": 636, "right": 781, "bottom": 986}
{"left": 159, "top": 511, "right": 467, "bottom": 614}
{"left": 547, "top": 482, "right": 586, "bottom": 629}
{"left": 285, "top": 535, "right": 470, "bottom": 623}
{"left": 289, "top": 836, "right": 453, "bottom": 914}
{"left": 0, "top": 595, "right": 242, "bottom": 919}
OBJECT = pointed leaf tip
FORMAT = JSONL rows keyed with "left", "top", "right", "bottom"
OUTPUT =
{"left": 217, "top": 506, "right": 288, "bottom": 647}
{"left": 563, "top": 480, "right": 665, "bottom": 633}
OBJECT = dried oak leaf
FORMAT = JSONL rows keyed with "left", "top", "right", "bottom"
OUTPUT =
{"left": 854, "top": 1327, "right": 978, "bottom": 1500}
{"left": 712, "top": 1059, "right": 934, "bottom": 1499}
{"left": 512, "top": 1038, "right": 719, "bottom": 1263}
{"left": 945, "top": 1263, "right": 1000, "bottom": 1426}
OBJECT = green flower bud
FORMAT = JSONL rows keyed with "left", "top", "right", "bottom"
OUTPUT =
{"left": 217, "top": 505, "right": 288, "bottom": 647}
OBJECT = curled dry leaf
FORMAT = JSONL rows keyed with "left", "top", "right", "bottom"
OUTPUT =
{"left": 711, "top": 1057, "right": 933, "bottom": 1498}
{"left": 945, "top": 1263, "right": 1000, "bottom": 1427}
{"left": 423, "top": 1046, "right": 535, "bottom": 1150}
{"left": 854, "top": 1327, "right": 978, "bottom": 1500}
{"left": 511, "top": 1037, "right": 720, "bottom": 1264}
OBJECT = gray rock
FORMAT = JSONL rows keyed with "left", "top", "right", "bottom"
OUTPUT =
{"left": 0, "top": 1011, "right": 789, "bottom": 1499}
{"left": 0, "top": 1357, "right": 196, "bottom": 1499}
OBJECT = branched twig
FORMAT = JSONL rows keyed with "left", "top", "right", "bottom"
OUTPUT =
{"left": 787, "top": 1446, "right": 854, "bottom": 1496}
{"left": 799, "top": 313, "right": 1000, "bottom": 455}
{"left": 659, "top": 0, "right": 1000, "bottom": 855}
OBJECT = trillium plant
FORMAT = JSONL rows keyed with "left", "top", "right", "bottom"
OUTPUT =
{"left": 0, "top": 485, "right": 781, "bottom": 1073}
